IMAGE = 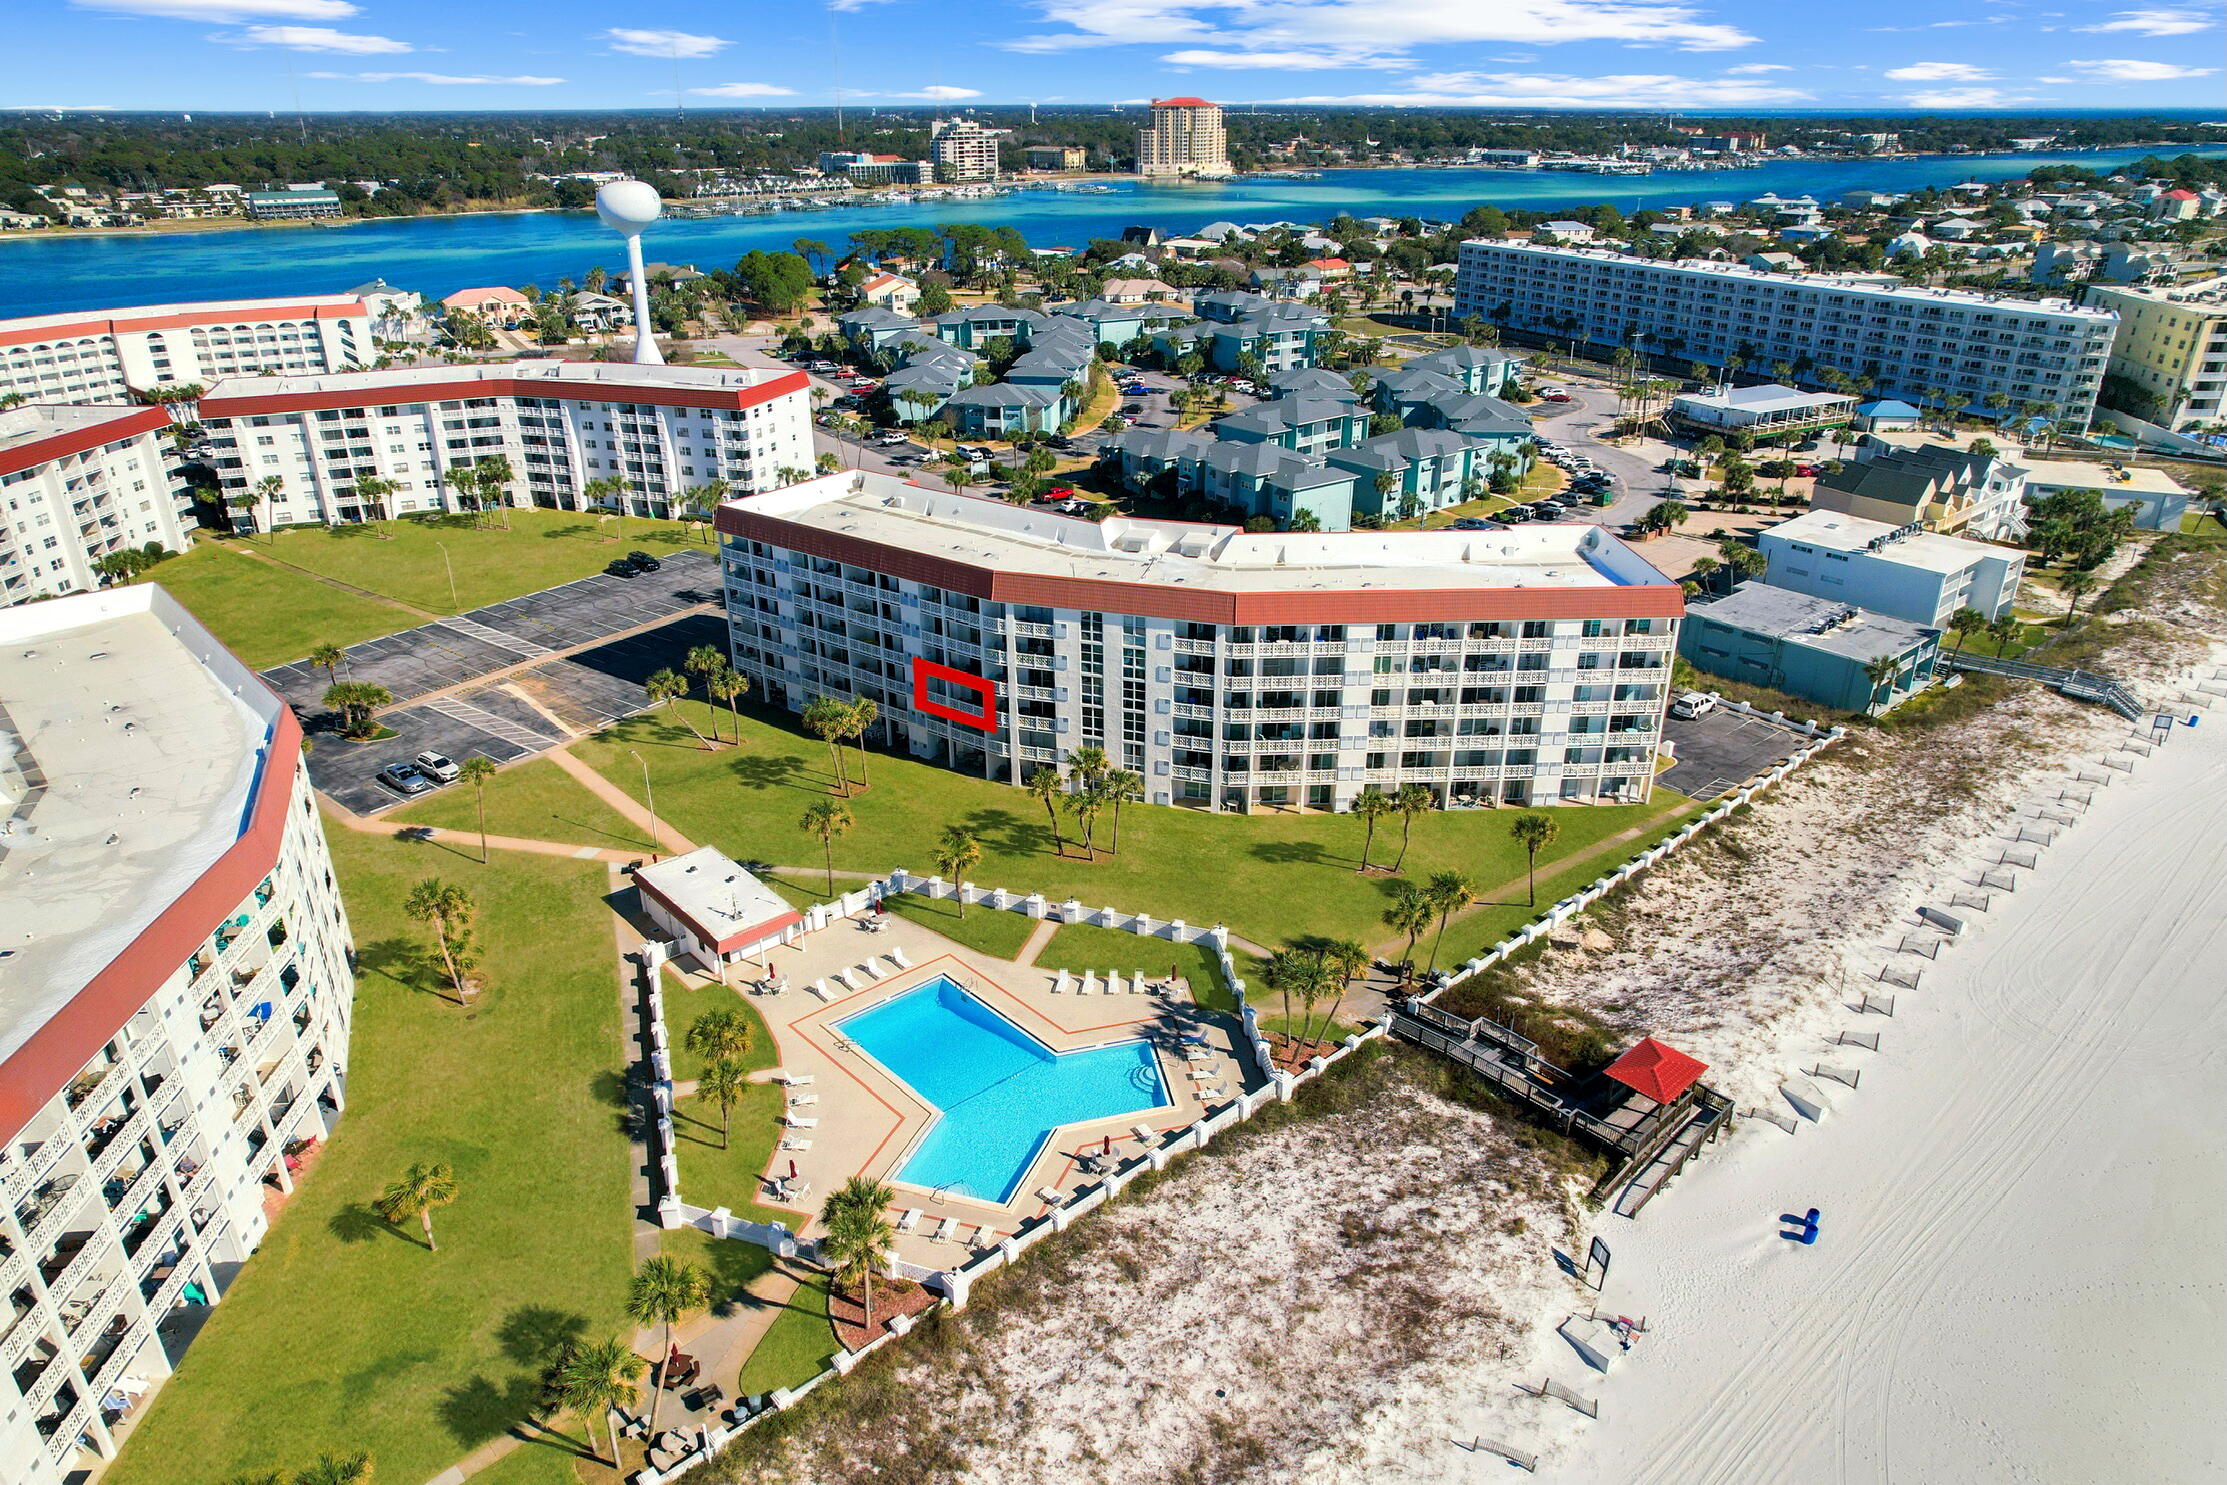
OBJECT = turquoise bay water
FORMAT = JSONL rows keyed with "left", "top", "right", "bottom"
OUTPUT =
{"left": 0, "top": 146, "right": 2214, "bottom": 320}
{"left": 839, "top": 976, "right": 1168, "bottom": 1204}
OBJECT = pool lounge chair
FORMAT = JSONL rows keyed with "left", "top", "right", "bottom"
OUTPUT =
{"left": 773, "top": 1072, "right": 814, "bottom": 1086}
{"left": 1130, "top": 1123, "right": 1156, "bottom": 1145}
{"left": 889, "top": 946, "right": 913, "bottom": 969}
{"left": 1131, "top": 972, "right": 1148, "bottom": 993}
{"left": 781, "top": 1137, "right": 812, "bottom": 1152}
{"left": 837, "top": 968, "right": 866, "bottom": 992}
{"left": 1035, "top": 1185, "right": 1066, "bottom": 1207}
{"left": 1052, "top": 970, "right": 1073, "bottom": 994}
{"left": 787, "top": 1094, "right": 819, "bottom": 1108}
{"left": 929, "top": 1216, "right": 955, "bottom": 1241}
{"left": 806, "top": 980, "right": 832, "bottom": 1003}
{"left": 1195, "top": 1083, "right": 1228, "bottom": 1101}
{"left": 1108, "top": 971, "right": 1126, "bottom": 995}
{"left": 780, "top": 1114, "right": 818, "bottom": 1128}
{"left": 858, "top": 959, "right": 884, "bottom": 980}
{"left": 1082, "top": 972, "right": 1099, "bottom": 995}
{"left": 896, "top": 1208, "right": 922, "bottom": 1233}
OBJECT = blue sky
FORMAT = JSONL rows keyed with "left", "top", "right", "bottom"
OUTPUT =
{"left": 7, "top": 0, "right": 2221, "bottom": 113}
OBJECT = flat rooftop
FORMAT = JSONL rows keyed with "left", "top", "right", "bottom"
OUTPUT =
{"left": 0, "top": 295, "right": 362, "bottom": 335}
{"left": 202, "top": 358, "right": 791, "bottom": 401}
{"left": 1765, "top": 510, "right": 2011, "bottom": 575}
{"left": 731, "top": 472, "right": 1673, "bottom": 593}
{"left": 1696, "top": 582, "right": 1935, "bottom": 661}
{"left": 636, "top": 846, "right": 797, "bottom": 947}
{"left": 0, "top": 590, "right": 278, "bottom": 1068}
{"left": 1675, "top": 383, "right": 1855, "bottom": 414}
{"left": 0, "top": 402, "right": 156, "bottom": 450}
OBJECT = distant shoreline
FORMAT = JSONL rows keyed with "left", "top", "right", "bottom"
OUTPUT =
{"left": 3, "top": 141, "right": 2210, "bottom": 246}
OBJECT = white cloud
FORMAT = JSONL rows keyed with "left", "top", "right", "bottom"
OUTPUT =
{"left": 1161, "top": 47, "right": 1407, "bottom": 68}
{"left": 350, "top": 70, "right": 565, "bottom": 84}
{"left": 688, "top": 81, "right": 798, "bottom": 97}
{"left": 73, "top": 0, "right": 357, "bottom": 17}
{"left": 3, "top": 104, "right": 126, "bottom": 111}
{"left": 1003, "top": 0, "right": 1759, "bottom": 59}
{"left": 2076, "top": 8, "right": 2214, "bottom": 34}
{"left": 215, "top": 23, "right": 408, "bottom": 51}
{"left": 1276, "top": 69, "right": 1808, "bottom": 107}
{"left": 1723, "top": 62, "right": 1790, "bottom": 73}
{"left": 601, "top": 27, "right": 728, "bottom": 58}
{"left": 2064, "top": 57, "right": 2216, "bottom": 79}
{"left": 1902, "top": 85, "right": 2032, "bottom": 105}
{"left": 912, "top": 84, "right": 984, "bottom": 98}
{"left": 829, "top": 0, "right": 902, "bottom": 8}
{"left": 1883, "top": 60, "right": 1995, "bottom": 80}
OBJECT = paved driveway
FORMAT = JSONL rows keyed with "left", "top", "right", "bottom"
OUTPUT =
{"left": 1659, "top": 706, "right": 1811, "bottom": 801}
{"left": 1529, "top": 381, "right": 1686, "bottom": 529}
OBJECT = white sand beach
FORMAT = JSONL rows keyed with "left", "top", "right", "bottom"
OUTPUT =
{"left": 1552, "top": 698, "right": 2227, "bottom": 1484}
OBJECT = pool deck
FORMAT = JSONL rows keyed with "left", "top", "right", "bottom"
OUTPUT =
{"left": 661, "top": 904, "right": 1253, "bottom": 1272}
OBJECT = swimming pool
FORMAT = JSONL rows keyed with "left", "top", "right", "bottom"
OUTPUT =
{"left": 837, "top": 976, "right": 1170, "bottom": 1203}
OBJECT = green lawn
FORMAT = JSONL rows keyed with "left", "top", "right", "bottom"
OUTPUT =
{"left": 879, "top": 891, "right": 1039, "bottom": 960}
{"left": 735, "top": 1274, "right": 838, "bottom": 1398}
{"left": 105, "top": 828, "right": 635, "bottom": 1485}
{"left": 255, "top": 507, "right": 708, "bottom": 613}
{"left": 143, "top": 543, "right": 419, "bottom": 669}
{"left": 662, "top": 974, "right": 791, "bottom": 1228}
{"left": 1033, "top": 921, "right": 1236, "bottom": 1014}
{"left": 392, "top": 756, "right": 650, "bottom": 852}
{"left": 576, "top": 699, "right": 1691, "bottom": 958}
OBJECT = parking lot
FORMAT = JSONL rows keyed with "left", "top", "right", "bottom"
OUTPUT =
{"left": 262, "top": 552, "right": 726, "bottom": 814}
{"left": 1660, "top": 705, "right": 1812, "bottom": 801}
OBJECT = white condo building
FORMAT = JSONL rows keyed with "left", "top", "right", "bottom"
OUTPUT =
{"left": 0, "top": 587, "right": 356, "bottom": 1484}
{"left": 196, "top": 360, "right": 813, "bottom": 527}
{"left": 718, "top": 472, "right": 1683, "bottom": 812}
{"left": 928, "top": 118, "right": 1001, "bottom": 183}
{"left": 1136, "top": 97, "right": 1232, "bottom": 179}
{"left": 1453, "top": 241, "right": 2117, "bottom": 427}
{"left": 2, "top": 405, "right": 191, "bottom": 605}
{"left": 0, "top": 298, "right": 372, "bottom": 405}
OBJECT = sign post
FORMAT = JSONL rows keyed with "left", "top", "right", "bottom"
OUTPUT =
{"left": 1587, "top": 1236, "right": 1611, "bottom": 1291}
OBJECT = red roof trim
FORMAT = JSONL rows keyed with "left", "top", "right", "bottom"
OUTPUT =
{"left": 716, "top": 505, "right": 1686, "bottom": 625}
{"left": 1602, "top": 1037, "right": 1708, "bottom": 1104}
{"left": 201, "top": 368, "right": 810, "bottom": 419}
{"left": 0, "top": 405, "right": 171, "bottom": 478}
{"left": 1153, "top": 97, "right": 1215, "bottom": 108}
{"left": 0, "top": 706, "right": 303, "bottom": 1144}
{"left": 634, "top": 875, "right": 805, "bottom": 955}
{"left": 0, "top": 299, "right": 366, "bottom": 350}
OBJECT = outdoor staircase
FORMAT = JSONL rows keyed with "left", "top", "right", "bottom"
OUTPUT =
{"left": 1942, "top": 650, "right": 2145, "bottom": 721}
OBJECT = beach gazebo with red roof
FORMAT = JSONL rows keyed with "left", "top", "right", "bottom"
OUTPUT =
{"left": 1602, "top": 1038, "right": 1708, "bottom": 1108}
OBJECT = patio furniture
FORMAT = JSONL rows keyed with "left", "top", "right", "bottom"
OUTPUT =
{"left": 1196, "top": 1083, "right": 1228, "bottom": 1100}
{"left": 1035, "top": 1185, "right": 1066, "bottom": 1206}
{"left": 1082, "top": 972, "right": 1099, "bottom": 995}
{"left": 781, "top": 1137, "right": 812, "bottom": 1152}
{"left": 781, "top": 1114, "right": 818, "bottom": 1128}
{"left": 1052, "top": 970, "right": 1073, "bottom": 994}
{"left": 1131, "top": 973, "right": 1148, "bottom": 994}
{"left": 787, "top": 1094, "right": 819, "bottom": 1108}
{"left": 1108, "top": 972, "right": 1126, "bottom": 995}
{"left": 889, "top": 946, "right": 913, "bottom": 969}
{"left": 836, "top": 968, "right": 865, "bottom": 992}
{"left": 664, "top": 1351, "right": 700, "bottom": 1387}
{"left": 929, "top": 1215, "right": 955, "bottom": 1241}
{"left": 859, "top": 916, "right": 885, "bottom": 933}
{"left": 896, "top": 1207, "right": 922, "bottom": 1233}
{"left": 1130, "top": 1124, "right": 1156, "bottom": 1145}
{"left": 688, "top": 1383, "right": 726, "bottom": 1412}
{"left": 773, "top": 1072, "right": 814, "bottom": 1086}
{"left": 806, "top": 980, "right": 832, "bottom": 1003}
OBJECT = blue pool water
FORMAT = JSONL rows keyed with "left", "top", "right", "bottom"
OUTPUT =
{"left": 838, "top": 976, "right": 1169, "bottom": 1203}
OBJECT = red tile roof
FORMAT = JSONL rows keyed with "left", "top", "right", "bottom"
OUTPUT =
{"left": 1603, "top": 1038, "right": 1708, "bottom": 1105}
{"left": 1153, "top": 96, "right": 1215, "bottom": 108}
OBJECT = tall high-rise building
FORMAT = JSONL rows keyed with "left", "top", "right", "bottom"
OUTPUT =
{"left": 0, "top": 586, "right": 357, "bottom": 1483}
{"left": 1, "top": 403, "right": 191, "bottom": 605}
{"left": 1136, "top": 97, "right": 1231, "bottom": 179}
{"left": 928, "top": 118, "right": 1001, "bottom": 183}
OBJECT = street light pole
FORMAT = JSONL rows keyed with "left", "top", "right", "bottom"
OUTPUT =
{"left": 435, "top": 540, "right": 457, "bottom": 609}
{"left": 630, "top": 749, "right": 662, "bottom": 860}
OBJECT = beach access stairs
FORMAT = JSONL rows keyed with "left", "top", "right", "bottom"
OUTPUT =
{"left": 1940, "top": 650, "right": 2144, "bottom": 721}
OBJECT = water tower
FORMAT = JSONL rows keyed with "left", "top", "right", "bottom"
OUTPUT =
{"left": 595, "top": 179, "right": 666, "bottom": 366}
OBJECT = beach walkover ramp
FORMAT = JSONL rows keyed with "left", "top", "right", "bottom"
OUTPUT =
{"left": 1386, "top": 1002, "right": 1731, "bottom": 1209}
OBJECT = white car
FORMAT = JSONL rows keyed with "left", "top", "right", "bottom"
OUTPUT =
{"left": 413, "top": 750, "right": 460, "bottom": 783}
{"left": 1668, "top": 691, "right": 1716, "bottom": 721}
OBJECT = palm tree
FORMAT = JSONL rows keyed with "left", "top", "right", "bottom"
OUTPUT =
{"left": 801, "top": 696, "right": 853, "bottom": 794}
{"left": 706, "top": 662, "right": 749, "bottom": 746}
{"left": 845, "top": 697, "right": 879, "bottom": 788}
{"left": 1509, "top": 812, "right": 1560, "bottom": 907}
{"left": 1294, "top": 952, "right": 1338, "bottom": 1052}
{"left": 644, "top": 668, "right": 714, "bottom": 751}
{"left": 696, "top": 1057, "right": 751, "bottom": 1151}
{"left": 800, "top": 798, "right": 852, "bottom": 893}
{"left": 1690, "top": 554, "right": 1721, "bottom": 593}
{"left": 1065, "top": 744, "right": 1109, "bottom": 787}
{"left": 627, "top": 1257, "right": 711, "bottom": 1436}
{"left": 2060, "top": 568, "right": 2095, "bottom": 627}
{"left": 581, "top": 475, "right": 633, "bottom": 542}
{"left": 680, "top": 479, "right": 729, "bottom": 543}
{"left": 374, "top": 1161, "right": 459, "bottom": 1251}
{"left": 1350, "top": 786, "right": 1394, "bottom": 872}
{"left": 1263, "top": 948, "right": 1309, "bottom": 1048}
{"left": 1102, "top": 767, "right": 1143, "bottom": 855}
{"left": 291, "top": 1454, "right": 374, "bottom": 1485}
{"left": 819, "top": 1177, "right": 897, "bottom": 1339}
{"left": 1945, "top": 606, "right": 1987, "bottom": 654}
{"left": 1987, "top": 615, "right": 2020, "bottom": 657}
{"left": 322, "top": 680, "right": 393, "bottom": 740}
{"left": 404, "top": 878, "right": 478, "bottom": 1001}
{"left": 684, "top": 1006, "right": 754, "bottom": 1065}
{"left": 1381, "top": 884, "right": 1434, "bottom": 981}
{"left": 458, "top": 755, "right": 497, "bottom": 863}
{"left": 553, "top": 1335, "right": 645, "bottom": 1468}
{"left": 934, "top": 826, "right": 983, "bottom": 914}
{"left": 1064, "top": 780, "right": 1108, "bottom": 861}
{"left": 1026, "top": 765, "right": 1066, "bottom": 856}
{"left": 352, "top": 475, "right": 403, "bottom": 534}
{"left": 1861, "top": 653, "right": 1904, "bottom": 711}
{"left": 1389, "top": 783, "right": 1433, "bottom": 872}
{"left": 249, "top": 473, "right": 284, "bottom": 541}
{"left": 471, "top": 454, "right": 516, "bottom": 530}
{"left": 309, "top": 643, "right": 347, "bottom": 688}
{"left": 1323, "top": 937, "right": 1370, "bottom": 1000}
{"left": 1423, "top": 870, "right": 1477, "bottom": 974}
